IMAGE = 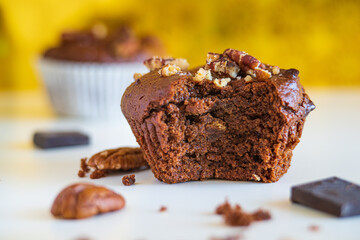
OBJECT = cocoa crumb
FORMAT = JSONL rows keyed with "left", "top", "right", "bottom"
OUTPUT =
{"left": 252, "top": 209, "right": 271, "bottom": 221}
{"left": 122, "top": 174, "right": 136, "bottom": 186}
{"left": 78, "top": 170, "right": 85, "bottom": 178}
{"left": 215, "top": 200, "right": 232, "bottom": 215}
{"left": 80, "top": 158, "right": 90, "bottom": 173}
{"left": 224, "top": 209, "right": 253, "bottom": 226}
{"left": 215, "top": 200, "right": 271, "bottom": 227}
{"left": 90, "top": 169, "right": 106, "bottom": 179}
{"left": 159, "top": 206, "right": 167, "bottom": 212}
{"left": 308, "top": 225, "right": 320, "bottom": 232}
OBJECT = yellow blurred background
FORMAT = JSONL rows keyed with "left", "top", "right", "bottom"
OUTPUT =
{"left": 0, "top": 0, "right": 360, "bottom": 91}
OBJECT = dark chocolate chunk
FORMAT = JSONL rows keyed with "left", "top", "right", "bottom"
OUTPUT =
{"left": 291, "top": 177, "right": 360, "bottom": 217}
{"left": 33, "top": 131, "right": 89, "bottom": 149}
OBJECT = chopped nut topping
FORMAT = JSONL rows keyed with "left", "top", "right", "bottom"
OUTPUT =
{"left": 223, "top": 48, "right": 272, "bottom": 80}
{"left": 244, "top": 75, "right": 253, "bottom": 82}
{"left": 133, "top": 73, "right": 143, "bottom": 80}
{"left": 226, "top": 61, "right": 241, "bottom": 78}
{"left": 91, "top": 22, "right": 108, "bottom": 39}
{"left": 211, "top": 60, "right": 227, "bottom": 73}
{"left": 144, "top": 56, "right": 189, "bottom": 71}
{"left": 252, "top": 174, "right": 261, "bottom": 181}
{"left": 206, "top": 52, "right": 221, "bottom": 64}
{"left": 255, "top": 68, "right": 272, "bottom": 80}
{"left": 144, "top": 56, "right": 172, "bottom": 71}
{"left": 159, "top": 64, "right": 181, "bottom": 77}
{"left": 272, "top": 66, "right": 280, "bottom": 75}
{"left": 213, "top": 78, "right": 231, "bottom": 88}
{"left": 193, "top": 68, "right": 212, "bottom": 82}
{"left": 169, "top": 58, "right": 189, "bottom": 70}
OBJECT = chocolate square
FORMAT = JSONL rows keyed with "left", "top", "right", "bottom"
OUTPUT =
{"left": 291, "top": 177, "right": 360, "bottom": 217}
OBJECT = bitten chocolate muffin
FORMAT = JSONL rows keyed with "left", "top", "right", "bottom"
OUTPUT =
{"left": 121, "top": 49, "right": 315, "bottom": 183}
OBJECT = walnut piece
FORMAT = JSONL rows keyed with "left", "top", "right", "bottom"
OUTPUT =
{"left": 51, "top": 183, "right": 125, "bottom": 219}
{"left": 193, "top": 68, "right": 212, "bottom": 82}
{"left": 159, "top": 64, "right": 181, "bottom": 77}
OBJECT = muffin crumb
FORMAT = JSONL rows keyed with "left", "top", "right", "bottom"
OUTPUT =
{"left": 90, "top": 169, "right": 106, "bottom": 179}
{"left": 159, "top": 206, "right": 167, "bottom": 212}
{"left": 215, "top": 200, "right": 271, "bottom": 227}
{"left": 122, "top": 174, "right": 136, "bottom": 186}
{"left": 78, "top": 170, "right": 85, "bottom": 178}
{"left": 308, "top": 225, "right": 320, "bottom": 232}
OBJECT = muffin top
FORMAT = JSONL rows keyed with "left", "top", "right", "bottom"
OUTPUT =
{"left": 43, "top": 23, "right": 166, "bottom": 63}
{"left": 121, "top": 49, "right": 315, "bottom": 122}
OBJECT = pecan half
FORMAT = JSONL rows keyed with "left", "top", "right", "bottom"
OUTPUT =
{"left": 87, "top": 147, "right": 148, "bottom": 171}
{"left": 223, "top": 48, "right": 272, "bottom": 80}
{"left": 51, "top": 183, "right": 125, "bottom": 219}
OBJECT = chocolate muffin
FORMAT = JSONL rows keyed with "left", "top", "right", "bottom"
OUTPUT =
{"left": 44, "top": 24, "right": 166, "bottom": 62}
{"left": 39, "top": 23, "right": 166, "bottom": 118}
{"left": 121, "top": 49, "right": 315, "bottom": 183}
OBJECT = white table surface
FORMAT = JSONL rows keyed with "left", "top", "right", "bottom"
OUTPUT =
{"left": 1, "top": 88, "right": 360, "bottom": 240}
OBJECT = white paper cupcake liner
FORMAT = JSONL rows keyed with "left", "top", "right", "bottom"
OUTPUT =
{"left": 38, "top": 58, "right": 148, "bottom": 119}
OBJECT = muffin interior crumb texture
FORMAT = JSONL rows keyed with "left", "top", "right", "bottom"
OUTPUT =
{"left": 121, "top": 48, "right": 315, "bottom": 183}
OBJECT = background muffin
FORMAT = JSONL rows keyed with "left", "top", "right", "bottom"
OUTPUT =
{"left": 39, "top": 22, "right": 166, "bottom": 118}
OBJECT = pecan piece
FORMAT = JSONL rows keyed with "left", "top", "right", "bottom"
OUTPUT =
{"left": 87, "top": 147, "right": 148, "bottom": 171}
{"left": 51, "top": 183, "right": 125, "bottom": 219}
{"left": 223, "top": 48, "right": 272, "bottom": 80}
{"left": 207, "top": 58, "right": 240, "bottom": 78}
{"left": 144, "top": 57, "right": 189, "bottom": 71}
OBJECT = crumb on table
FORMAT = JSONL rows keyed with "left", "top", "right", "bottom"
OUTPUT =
{"left": 215, "top": 200, "right": 271, "bottom": 227}
{"left": 159, "top": 206, "right": 167, "bottom": 212}
{"left": 122, "top": 174, "right": 136, "bottom": 186}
